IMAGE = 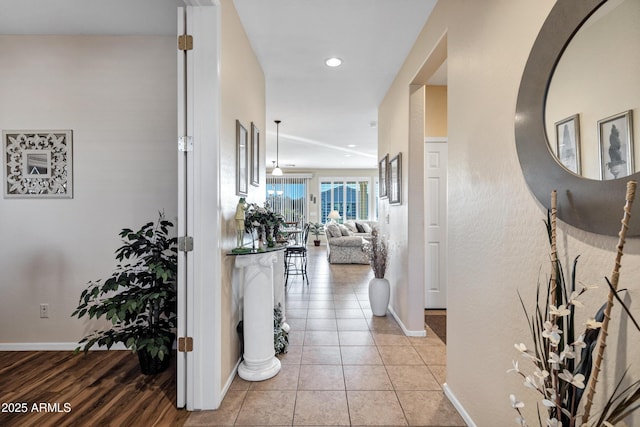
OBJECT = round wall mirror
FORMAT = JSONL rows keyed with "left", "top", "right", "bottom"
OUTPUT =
{"left": 545, "top": 0, "right": 639, "bottom": 180}
{"left": 515, "top": 0, "right": 640, "bottom": 236}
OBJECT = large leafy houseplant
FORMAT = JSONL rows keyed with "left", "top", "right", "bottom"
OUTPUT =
{"left": 72, "top": 213, "right": 178, "bottom": 375}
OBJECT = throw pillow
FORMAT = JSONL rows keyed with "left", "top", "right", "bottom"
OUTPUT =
{"left": 338, "top": 224, "right": 351, "bottom": 236}
{"left": 355, "top": 222, "right": 365, "bottom": 233}
{"left": 361, "top": 223, "right": 372, "bottom": 233}
{"left": 344, "top": 222, "right": 357, "bottom": 233}
{"left": 326, "top": 224, "right": 342, "bottom": 238}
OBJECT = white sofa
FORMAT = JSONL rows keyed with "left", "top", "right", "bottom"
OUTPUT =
{"left": 324, "top": 220, "right": 377, "bottom": 264}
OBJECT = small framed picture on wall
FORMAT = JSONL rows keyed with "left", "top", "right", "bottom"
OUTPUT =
{"left": 554, "top": 114, "right": 581, "bottom": 175}
{"left": 250, "top": 122, "right": 260, "bottom": 187}
{"left": 389, "top": 153, "right": 402, "bottom": 205}
{"left": 236, "top": 120, "right": 248, "bottom": 196}
{"left": 598, "top": 110, "right": 634, "bottom": 180}
{"left": 379, "top": 154, "right": 389, "bottom": 199}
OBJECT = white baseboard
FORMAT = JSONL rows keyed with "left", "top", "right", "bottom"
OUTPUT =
{"left": 388, "top": 306, "right": 427, "bottom": 337}
{"left": 0, "top": 342, "right": 128, "bottom": 351}
{"left": 443, "top": 383, "right": 475, "bottom": 427}
{"left": 217, "top": 358, "right": 242, "bottom": 409}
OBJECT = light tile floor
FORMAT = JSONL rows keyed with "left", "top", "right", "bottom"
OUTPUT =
{"left": 186, "top": 246, "right": 466, "bottom": 426}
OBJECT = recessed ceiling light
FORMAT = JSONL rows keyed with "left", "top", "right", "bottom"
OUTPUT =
{"left": 325, "top": 57, "right": 342, "bottom": 67}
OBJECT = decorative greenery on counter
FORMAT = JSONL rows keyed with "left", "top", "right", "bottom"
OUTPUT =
{"left": 509, "top": 186, "right": 640, "bottom": 426}
{"left": 244, "top": 202, "right": 286, "bottom": 247}
{"left": 71, "top": 212, "right": 177, "bottom": 375}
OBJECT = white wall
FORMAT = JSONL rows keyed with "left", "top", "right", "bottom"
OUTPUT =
{"left": 219, "top": 0, "right": 266, "bottom": 389}
{"left": 0, "top": 35, "right": 177, "bottom": 346}
{"left": 380, "top": 1, "right": 640, "bottom": 424}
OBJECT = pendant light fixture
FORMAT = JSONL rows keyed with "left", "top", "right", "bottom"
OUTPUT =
{"left": 272, "top": 120, "right": 283, "bottom": 176}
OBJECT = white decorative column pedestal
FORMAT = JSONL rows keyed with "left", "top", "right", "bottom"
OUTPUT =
{"left": 234, "top": 251, "right": 282, "bottom": 381}
{"left": 272, "top": 250, "right": 289, "bottom": 332}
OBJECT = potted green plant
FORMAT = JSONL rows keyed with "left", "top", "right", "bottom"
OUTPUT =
{"left": 309, "top": 222, "right": 323, "bottom": 246}
{"left": 71, "top": 212, "right": 177, "bottom": 375}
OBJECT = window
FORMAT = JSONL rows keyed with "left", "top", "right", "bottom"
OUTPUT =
{"left": 266, "top": 175, "right": 310, "bottom": 224}
{"left": 320, "top": 177, "right": 374, "bottom": 223}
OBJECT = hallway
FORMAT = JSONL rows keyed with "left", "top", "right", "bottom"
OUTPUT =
{"left": 186, "top": 246, "right": 465, "bottom": 426}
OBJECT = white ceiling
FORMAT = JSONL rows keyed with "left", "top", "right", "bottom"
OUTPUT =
{"left": 0, "top": 0, "right": 180, "bottom": 36}
{"left": 0, "top": 0, "right": 439, "bottom": 171}
{"left": 234, "top": 0, "right": 438, "bottom": 170}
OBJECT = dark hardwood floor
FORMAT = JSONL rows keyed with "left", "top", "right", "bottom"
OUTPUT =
{"left": 0, "top": 350, "right": 188, "bottom": 427}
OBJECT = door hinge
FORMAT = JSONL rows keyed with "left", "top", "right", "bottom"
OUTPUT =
{"left": 178, "top": 336, "right": 193, "bottom": 352}
{"left": 178, "top": 236, "right": 194, "bottom": 252}
{"left": 179, "top": 136, "right": 193, "bottom": 152}
{"left": 178, "top": 34, "right": 193, "bottom": 51}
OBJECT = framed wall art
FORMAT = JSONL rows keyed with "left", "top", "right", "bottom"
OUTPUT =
{"left": 250, "top": 122, "right": 260, "bottom": 187}
{"left": 598, "top": 110, "right": 634, "bottom": 180}
{"left": 236, "top": 120, "right": 248, "bottom": 196}
{"left": 3, "top": 130, "right": 73, "bottom": 198}
{"left": 389, "top": 152, "right": 402, "bottom": 205}
{"left": 378, "top": 154, "right": 389, "bottom": 199}
{"left": 554, "top": 114, "right": 581, "bottom": 175}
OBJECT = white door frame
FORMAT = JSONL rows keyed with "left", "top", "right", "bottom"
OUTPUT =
{"left": 176, "top": 6, "right": 191, "bottom": 409}
{"left": 177, "top": 1, "right": 222, "bottom": 411}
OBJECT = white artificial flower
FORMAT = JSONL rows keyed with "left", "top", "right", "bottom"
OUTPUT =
{"left": 524, "top": 375, "right": 538, "bottom": 389}
{"left": 560, "top": 346, "right": 575, "bottom": 361}
{"left": 569, "top": 294, "right": 584, "bottom": 308}
{"left": 542, "top": 321, "right": 563, "bottom": 345}
{"left": 514, "top": 343, "right": 540, "bottom": 361}
{"left": 586, "top": 318, "right": 603, "bottom": 330}
{"left": 545, "top": 388, "right": 557, "bottom": 401}
{"left": 534, "top": 368, "right": 549, "bottom": 381}
{"left": 558, "top": 369, "right": 585, "bottom": 388}
{"left": 572, "top": 336, "right": 586, "bottom": 350}
{"left": 568, "top": 290, "right": 581, "bottom": 301}
{"left": 569, "top": 298, "right": 584, "bottom": 308}
{"left": 548, "top": 352, "right": 561, "bottom": 368}
{"left": 514, "top": 343, "right": 527, "bottom": 352}
{"left": 547, "top": 418, "right": 562, "bottom": 427}
{"left": 550, "top": 304, "right": 571, "bottom": 317}
{"left": 510, "top": 394, "right": 525, "bottom": 408}
{"left": 579, "top": 282, "right": 598, "bottom": 292}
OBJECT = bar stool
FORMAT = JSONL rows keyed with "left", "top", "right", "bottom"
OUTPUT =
{"left": 285, "top": 223, "right": 310, "bottom": 286}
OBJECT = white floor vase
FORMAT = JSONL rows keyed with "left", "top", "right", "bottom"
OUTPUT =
{"left": 368, "top": 277, "right": 390, "bottom": 316}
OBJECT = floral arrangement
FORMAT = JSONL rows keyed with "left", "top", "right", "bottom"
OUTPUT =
{"left": 509, "top": 187, "right": 640, "bottom": 427}
{"left": 244, "top": 202, "right": 286, "bottom": 247}
{"left": 366, "top": 228, "right": 388, "bottom": 279}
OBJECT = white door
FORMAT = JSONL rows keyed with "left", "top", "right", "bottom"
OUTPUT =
{"left": 177, "top": 3, "right": 222, "bottom": 411}
{"left": 424, "top": 139, "right": 447, "bottom": 309}
{"left": 176, "top": 6, "right": 194, "bottom": 409}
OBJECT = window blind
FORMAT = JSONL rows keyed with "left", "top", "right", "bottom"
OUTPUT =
{"left": 266, "top": 175, "right": 310, "bottom": 224}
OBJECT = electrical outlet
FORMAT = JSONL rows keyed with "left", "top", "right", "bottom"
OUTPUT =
{"left": 40, "top": 303, "right": 49, "bottom": 318}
